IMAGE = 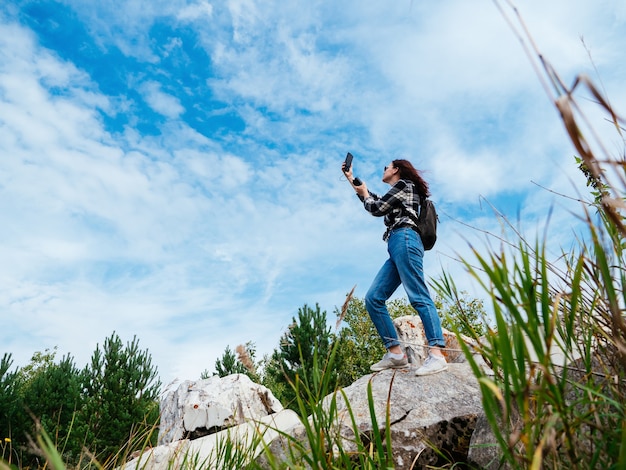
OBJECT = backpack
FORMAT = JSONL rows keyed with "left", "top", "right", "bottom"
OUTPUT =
{"left": 416, "top": 198, "right": 438, "bottom": 250}
{"left": 406, "top": 197, "right": 438, "bottom": 250}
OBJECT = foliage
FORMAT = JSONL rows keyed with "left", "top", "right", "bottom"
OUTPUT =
{"left": 0, "top": 350, "right": 87, "bottom": 469}
{"left": 435, "top": 291, "right": 490, "bottom": 338}
{"left": 0, "top": 354, "right": 20, "bottom": 467}
{"left": 205, "top": 342, "right": 261, "bottom": 383}
{"left": 257, "top": 352, "right": 289, "bottom": 410}
{"left": 81, "top": 332, "right": 161, "bottom": 464}
{"left": 16, "top": 348, "right": 57, "bottom": 386}
{"left": 263, "top": 303, "right": 336, "bottom": 415}
{"left": 334, "top": 296, "right": 387, "bottom": 387}
{"left": 438, "top": 212, "right": 626, "bottom": 468}
{"left": 207, "top": 345, "right": 248, "bottom": 378}
{"left": 16, "top": 354, "right": 86, "bottom": 467}
{"left": 575, "top": 155, "right": 611, "bottom": 204}
{"left": 0, "top": 332, "right": 162, "bottom": 469}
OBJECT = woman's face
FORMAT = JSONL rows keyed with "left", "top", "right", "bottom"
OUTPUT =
{"left": 382, "top": 163, "right": 399, "bottom": 184}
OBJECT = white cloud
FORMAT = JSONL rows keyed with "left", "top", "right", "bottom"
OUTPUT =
{"left": 176, "top": 1, "right": 213, "bottom": 22}
{"left": 139, "top": 81, "right": 185, "bottom": 118}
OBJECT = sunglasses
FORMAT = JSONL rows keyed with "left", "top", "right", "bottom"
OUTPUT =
{"left": 384, "top": 166, "right": 395, "bottom": 171}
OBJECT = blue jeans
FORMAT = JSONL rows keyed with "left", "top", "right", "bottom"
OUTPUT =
{"left": 365, "top": 227, "right": 445, "bottom": 349}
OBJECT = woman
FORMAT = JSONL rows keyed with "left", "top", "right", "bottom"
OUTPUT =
{"left": 343, "top": 159, "right": 447, "bottom": 376}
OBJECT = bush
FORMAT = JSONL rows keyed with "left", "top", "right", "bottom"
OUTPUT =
{"left": 81, "top": 332, "right": 161, "bottom": 463}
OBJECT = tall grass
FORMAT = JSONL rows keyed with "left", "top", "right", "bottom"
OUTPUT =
{"left": 436, "top": 217, "right": 625, "bottom": 468}
{"left": 252, "top": 340, "right": 397, "bottom": 469}
{"left": 433, "top": 4, "right": 626, "bottom": 468}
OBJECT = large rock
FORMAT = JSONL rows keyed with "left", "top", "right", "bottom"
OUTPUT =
{"left": 467, "top": 413, "right": 514, "bottom": 469}
{"left": 158, "top": 374, "right": 283, "bottom": 445}
{"left": 123, "top": 409, "right": 301, "bottom": 470}
{"left": 336, "top": 363, "right": 485, "bottom": 468}
{"left": 256, "top": 314, "right": 492, "bottom": 469}
{"left": 261, "top": 363, "right": 485, "bottom": 469}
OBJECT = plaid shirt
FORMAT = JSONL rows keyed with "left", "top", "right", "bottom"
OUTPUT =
{"left": 358, "top": 179, "right": 421, "bottom": 241}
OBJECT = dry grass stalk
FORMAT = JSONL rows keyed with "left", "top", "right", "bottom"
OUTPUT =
{"left": 336, "top": 285, "right": 356, "bottom": 330}
{"left": 235, "top": 344, "right": 257, "bottom": 376}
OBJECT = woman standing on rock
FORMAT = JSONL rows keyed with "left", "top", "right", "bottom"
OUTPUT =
{"left": 342, "top": 158, "right": 447, "bottom": 376}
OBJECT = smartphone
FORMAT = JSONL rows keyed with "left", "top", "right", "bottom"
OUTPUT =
{"left": 343, "top": 152, "right": 354, "bottom": 173}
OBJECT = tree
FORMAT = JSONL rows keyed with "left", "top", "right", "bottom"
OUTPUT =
{"left": 264, "top": 304, "right": 335, "bottom": 413}
{"left": 0, "top": 349, "right": 88, "bottom": 468}
{"left": 82, "top": 332, "right": 161, "bottom": 462}
{"left": 0, "top": 353, "right": 20, "bottom": 445}
{"left": 434, "top": 292, "right": 490, "bottom": 338}
{"left": 208, "top": 345, "right": 246, "bottom": 378}
{"left": 17, "top": 354, "right": 86, "bottom": 466}
{"left": 205, "top": 342, "right": 260, "bottom": 382}
{"left": 17, "top": 347, "right": 57, "bottom": 385}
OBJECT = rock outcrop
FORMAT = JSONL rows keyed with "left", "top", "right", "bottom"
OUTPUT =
{"left": 124, "top": 374, "right": 297, "bottom": 470}
{"left": 259, "top": 362, "right": 484, "bottom": 469}
{"left": 122, "top": 409, "right": 301, "bottom": 470}
{"left": 158, "top": 373, "right": 283, "bottom": 445}
{"left": 126, "top": 315, "right": 494, "bottom": 470}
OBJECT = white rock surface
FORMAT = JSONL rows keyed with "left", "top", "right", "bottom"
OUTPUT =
{"left": 124, "top": 409, "right": 300, "bottom": 470}
{"left": 158, "top": 374, "right": 283, "bottom": 445}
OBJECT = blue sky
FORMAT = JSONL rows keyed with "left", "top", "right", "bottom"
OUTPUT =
{"left": 1, "top": 0, "right": 625, "bottom": 384}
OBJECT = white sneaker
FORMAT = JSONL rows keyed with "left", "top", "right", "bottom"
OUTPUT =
{"left": 370, "top": 353, "right": 409, "bottom": 372}
{"left": 415, "top": 354, "right": 448, "bottom": 376}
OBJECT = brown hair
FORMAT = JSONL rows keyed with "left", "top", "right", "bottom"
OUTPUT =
{"left": 392, "top": 159, "right": 430, "bottom": 198}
